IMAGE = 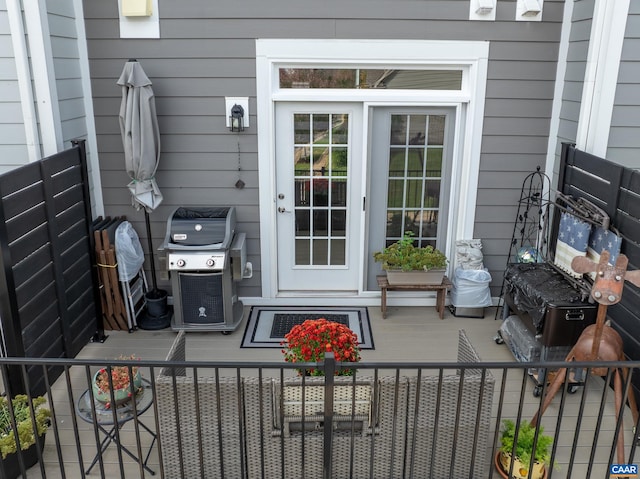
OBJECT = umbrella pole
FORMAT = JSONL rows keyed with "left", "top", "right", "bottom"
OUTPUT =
{"left": 144, "top": 209, "right": 158, "bottom": 292}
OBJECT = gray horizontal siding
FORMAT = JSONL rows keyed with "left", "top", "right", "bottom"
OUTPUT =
{"left": 0, "top": 5, "right": 28, "bottom": 170}
{"left": 83, "top": 0, "right": 567, "bottom": 296}
{"left": 552, "top": 0, "right": 594, "bottom": 183}
{"left": 49, "top": 2, "right": 88, "bottom": 148}
{"left": 608, "top": 4, "right": 640, "bottom": 169}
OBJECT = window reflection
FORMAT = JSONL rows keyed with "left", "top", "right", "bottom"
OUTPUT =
{"left": 280, "top": 69, "right": 462, "bottom": 90}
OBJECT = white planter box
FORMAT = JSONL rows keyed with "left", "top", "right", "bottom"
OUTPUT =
{"left": 386, "top": 269, "right": 446, "bottom": 286}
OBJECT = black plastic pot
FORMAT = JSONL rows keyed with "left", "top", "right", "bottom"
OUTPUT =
{"left": 145, "top": 289, "right": 168, "bottom": 317}
{"left": 1, "top": 434, "right": 45, "bottom": 479}
{"left": 138, "top": 289, "right": 171, "bottom": 330}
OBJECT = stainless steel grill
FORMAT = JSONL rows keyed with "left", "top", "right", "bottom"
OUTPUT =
{"left": 163, "top": 206, "right": 246, "bottom": 332}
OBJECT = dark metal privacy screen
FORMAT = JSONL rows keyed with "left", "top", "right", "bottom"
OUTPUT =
{"left": 559, "top": 143, "right": 640, "bottom": 368}
{"left": 0, "top": 140, "right": 99, "bottom": 395}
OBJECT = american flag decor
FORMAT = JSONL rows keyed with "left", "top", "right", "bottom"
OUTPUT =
{"left": 587, "top": 226, "right": 622, "bottom": 274}
{"left": 554, "top": 212, "right": 592, "bottom": 278}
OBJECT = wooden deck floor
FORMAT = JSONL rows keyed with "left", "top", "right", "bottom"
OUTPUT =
{"left": 26, "top": 305, "right": 640, "bottom": 478}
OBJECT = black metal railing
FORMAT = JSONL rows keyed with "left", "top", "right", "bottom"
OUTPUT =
{"left": 1, "top": 354, "right": 639, "bottom": 478}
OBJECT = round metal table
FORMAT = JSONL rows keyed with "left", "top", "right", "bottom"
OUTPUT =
{"left": 76, "top": 378, "right": 156, "bottom": 475}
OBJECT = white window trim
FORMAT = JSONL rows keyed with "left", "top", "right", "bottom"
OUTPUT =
{"left": 255, "top": 39, "right": 489, "bottom": 300}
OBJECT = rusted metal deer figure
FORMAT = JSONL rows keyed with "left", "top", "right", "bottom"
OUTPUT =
{"left": 531, "top": 251, "right": 640, "bottom": 464}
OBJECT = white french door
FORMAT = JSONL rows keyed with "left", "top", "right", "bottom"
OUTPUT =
{"left": 275, "top": 103, "right": 363, "bottom": 292}
{"left": 365, "top": 107, "right": 455, "bottom": 291}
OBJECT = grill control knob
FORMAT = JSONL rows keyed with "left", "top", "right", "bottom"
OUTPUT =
{"left": 176, "top": 259, "right": 186, "bottom": 268}
{"left": 206, "top": 258, "right": 215, "bottom": 267}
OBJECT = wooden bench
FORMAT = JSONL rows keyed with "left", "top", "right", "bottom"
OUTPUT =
{"left": 377, "top": 274, "right": 452, "bottom": 319}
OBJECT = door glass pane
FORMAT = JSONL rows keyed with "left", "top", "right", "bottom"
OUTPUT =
{"left": 293, "top": 112, "right": 349, "bottom": 266}
{"left": 312, "top": 239, "right": 329, "bottom": 265}
{"left": 385, "top": 114, "right": 446, "bottom": 245}
{"left": 405, "top": 180, "right": 422, "bottom": 208}
{"left": 407, "top": 149, "right": 424, "bottom": 177}
{"left": 426, "top": 149, "right": 442, "bottom": 177}
{"left": 331, "top": 210, "right": 346, "bottom": 236}
{"left": 313, "top": 115, "right": 330, "bottom": 144}
{"left": 331, "top": 179, "right": 347, "bottom": 207}
{"left": 296, "top": 239, "right": 310, "bottom": 265}
{"left": 313, "top": 210, "right": 328, "bottom": 236}
{"left": 388, "top": 148, "right": 405, "bottom": 175}
{"left": 390, "top": 116, "right": 407, "bottom": 144}
{"left": 294, "top": 179, "right": 309, "bottom": 206}
{"left": 294, "top": 147, "right": 311, "bottom": 175}
{"left": 386, "top": 211, "right": 403, "bottom": 238}
{"left": 295, "top": 210, "right": 310, "bottom": 236}
{"left": 331, "top": 148, "right": 348, "bottom": 176}
{"left": 333, "top": 117, "right": 348, "bottom": 144}
{"left": 424, "top": 180, "right": 441, "bottom": 207}
{"left": 408, "top": 115, "right": 426, "bottom": 145}
{"left": 428, "top": 115, "right": 446, "bottom": 145}
{"left": 294, "top": 114, "right": 310, "bottom": 143}
{"left": 330, "top": 239, "right": 346, "bottom": 265}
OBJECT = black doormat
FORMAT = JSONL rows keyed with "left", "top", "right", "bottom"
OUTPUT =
{"left": 241, "top": 307, "right": 374, "bottom": 349}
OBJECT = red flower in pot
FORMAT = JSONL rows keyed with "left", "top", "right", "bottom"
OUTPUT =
{"left": 281, "top": 318, "right": 361, "bottom": 376}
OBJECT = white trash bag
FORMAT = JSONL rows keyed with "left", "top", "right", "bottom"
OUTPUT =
{"left": 450, "top": 267, "right": 493, "bottom": 307}
{"left": 115, "top": 221, "right": 145, "bottom": 282}
{"left": 455, "top": 239, "right": 484, "bottom": 270}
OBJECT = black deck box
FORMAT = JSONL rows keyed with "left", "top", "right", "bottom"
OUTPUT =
{"left": 502, "top": 263, "right": 597, "bottom": 347}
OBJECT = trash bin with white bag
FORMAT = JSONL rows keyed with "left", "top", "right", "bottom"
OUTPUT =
{"left": 449, "top": 239, "right": 493, "bottom": 317}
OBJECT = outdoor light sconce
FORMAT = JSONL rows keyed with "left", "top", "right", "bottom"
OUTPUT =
{"left": 230, "top": 104, "right": 245, "bottom": 132}
{"left": 475, "top": 0, "right": 495, "bottom": 15}
{"left": 516, "top": 0, "right": 543, "bottom": 21}
{"left": 121, "top": 0, "right": 152, "bottom": 17}
{"left": 225, "top": 97, "right": 249, "bottom": 131}
{"left": 469, "top": 0, "right": 496, "bottom": 21}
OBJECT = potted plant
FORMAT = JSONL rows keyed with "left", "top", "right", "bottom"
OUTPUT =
{"left": 0, "top": 394, "right": 51, "bottom": 479}
{"left": 496, "top": 419, "right": 553, "bottom": 479}
{"left": 373, "top": 232, "right": 448, "bottom": 285}
{"left": 281, "top": 318, "right": 361, "bottom": 376}
{"left": 92, "top": 355, "right": 142, "bottom": 408}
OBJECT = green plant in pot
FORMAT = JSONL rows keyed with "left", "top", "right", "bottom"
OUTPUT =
{"left": 373, "top": 232, "right": 448, "bottom": 285}
{"left": 0, "top": 394, "right": 51, "bottom": 478}
{"left": 497, "top": 419, "right": 553, "bottom": 479}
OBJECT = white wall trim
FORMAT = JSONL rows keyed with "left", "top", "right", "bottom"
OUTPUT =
{"left": 576, "top": 0, "right": 630, "bottom": 157}
{"left": 255, "top": 39, "right": 489, "bottom": 300}
{"left": 23, "top": 0, "right": 63, "bottom": 155}
{"left": 544, "top": 0, "right": 574, "bottom": 179}
{"left": 73, "top": 0, "right": 105, "bottom": 217}
{"left": 6, "top": 0, "right": 41, "bottom": 162}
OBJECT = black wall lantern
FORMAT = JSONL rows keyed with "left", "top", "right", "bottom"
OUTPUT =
{"left": 230, "top": 104, "right": 245, "bottom": 132}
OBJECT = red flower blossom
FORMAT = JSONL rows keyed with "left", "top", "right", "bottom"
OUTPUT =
{"left": 281, "top": 318, "right": 361, "bottom": 376}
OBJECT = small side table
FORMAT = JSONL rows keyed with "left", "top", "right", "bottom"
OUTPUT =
{"left": 377, "top": 274, "right": 452, "bottom": 319}
{"left": 76, "top": 378, "right": 157, "bottom": 475}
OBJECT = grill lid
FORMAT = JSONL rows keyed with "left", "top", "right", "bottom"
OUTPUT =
{"left": 173, "top": 207, "right": 230, "bottom": 220}
{"left": 164, "top": 206, "right": 236, "bottom": 249}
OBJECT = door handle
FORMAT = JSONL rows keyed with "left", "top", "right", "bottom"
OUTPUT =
{"left": 278, "top": 207, "right": 288, "bottom": 213}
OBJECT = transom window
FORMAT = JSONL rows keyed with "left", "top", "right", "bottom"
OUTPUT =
{"left": 279, "top": 69, "right": 462, "bottom": 90}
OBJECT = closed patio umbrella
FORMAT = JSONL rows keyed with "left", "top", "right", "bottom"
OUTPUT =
{"left": 117, "top": 59, "right": 169, "bottom": 329}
